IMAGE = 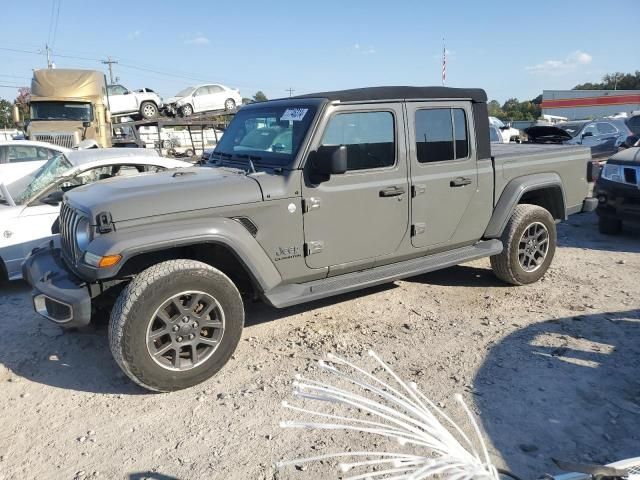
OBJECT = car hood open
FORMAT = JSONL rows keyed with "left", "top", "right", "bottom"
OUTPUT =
{"left": 524, "top": 126, "right": 573, "bottom": 143}
{"left": 65, "top": 167, "right": 263, "bottom": 223}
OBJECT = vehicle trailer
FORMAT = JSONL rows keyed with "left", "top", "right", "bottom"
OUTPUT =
{"left": 24, "top": 86, "right": 596, "bottom": 392}
{"left": 17, "top": 69, "right": 112, "bottom": 148}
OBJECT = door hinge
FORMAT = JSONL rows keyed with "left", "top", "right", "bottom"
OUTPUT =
{"left": 412, "top": 184, "right": 426, "bottom": 197}
{"left": 303, "top": 197, "right": 321, "bottom": 213}
{"left": 304, "top": 241, "right": 324, "bottom": 256}
{"left": 411, "top": 223, "right": 426, "bottom": 236}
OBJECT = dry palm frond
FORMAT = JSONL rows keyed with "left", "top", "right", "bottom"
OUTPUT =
{"left": 277, "top": 350, "right": 498, "bottom": 480}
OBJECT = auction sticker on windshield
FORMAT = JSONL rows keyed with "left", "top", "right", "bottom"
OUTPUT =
{"left": 281, "top": 108, "right": 308, "bottom": 122}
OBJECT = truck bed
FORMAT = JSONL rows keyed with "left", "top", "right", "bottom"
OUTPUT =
{"left": 491, "top": 143, "right": 591, "bottom": 214}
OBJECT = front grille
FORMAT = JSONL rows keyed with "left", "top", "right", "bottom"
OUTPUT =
{"left": 34, "top": 133, "right": 77, "bottom": 148}
{"left": 60, "top": 202, "right": 82, "bottom": 264}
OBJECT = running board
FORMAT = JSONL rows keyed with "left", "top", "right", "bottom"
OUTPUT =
{"left": 264, "top": 239, "right": 503, "bottom": 308}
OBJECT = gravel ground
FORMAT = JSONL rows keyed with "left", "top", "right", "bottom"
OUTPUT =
{"left": 0, "top": 211, "right": 638, "bottom": 480}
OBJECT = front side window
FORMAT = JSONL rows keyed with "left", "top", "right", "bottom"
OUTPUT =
{"left": 214, "top": 104, "right": 318, "bottom": 167}
{"left": 30, "top": 101, "right": 93, "bottom": 122}
{"left": 108, "top": 85, "right": 128, "bottom": 95}
{"left": 321, "top": 111, "right": 395, "bottom": 171}
{"left": 415, "top": 108, "right": 469, "bottom": 163}
{"left": 582, "top": 123, "right": 598, "bottom": 137}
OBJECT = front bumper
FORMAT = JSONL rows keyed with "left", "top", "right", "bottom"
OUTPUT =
{"left": 23, "top": 238, "right": 92, "bottom": 328}
{"left": 594, "top": 177, "right": 640, "bottom": 222}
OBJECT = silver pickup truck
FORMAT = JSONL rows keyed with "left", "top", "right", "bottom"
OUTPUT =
{"left": 22, "top": 86, "right": 596, "bottom": 392}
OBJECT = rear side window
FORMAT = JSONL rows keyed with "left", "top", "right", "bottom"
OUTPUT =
{"left": 7, "top": 145, "right": 39, "bottom": 163}
{"left": 597, "top": 122, "right": 617, "bottom": 134}
{"left": 415, "top": 108, "right": 469, "bottom": 163}
{"left": 321, "top": 111, "right": 395, "bottom": 171}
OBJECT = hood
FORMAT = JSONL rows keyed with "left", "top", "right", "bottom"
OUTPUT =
{"left": 607, "top": 147, "right": 640, "bottom": 166}
{"left": 163, "top": 96, "right": 184, "bottom": 105}
{"left": 524, "top": 125, "right": 572, "bottom": 143}
{"left": 65, "top": 167, "right": 263, "bottom": 223}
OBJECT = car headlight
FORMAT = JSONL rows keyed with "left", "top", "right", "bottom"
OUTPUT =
{"left": 75, "top": 216, "right": 91, "bottom": 252}
{"left": 600, "top": 163, "right": 622, "bottom": 182}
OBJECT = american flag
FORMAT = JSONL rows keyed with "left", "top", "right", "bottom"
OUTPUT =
{"left": 441, "top": 40, "right": 447, "bottom": 86}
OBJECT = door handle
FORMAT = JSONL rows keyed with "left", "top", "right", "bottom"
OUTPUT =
{"left": 450, "top": 177, "right": 472, "bottom": 187}
{"left": 379, "top": 186, "right": 406, "bottom": 197}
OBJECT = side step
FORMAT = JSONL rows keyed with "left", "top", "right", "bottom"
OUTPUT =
{"left": 264, "top": 239, "right": 503, "bottom": 308}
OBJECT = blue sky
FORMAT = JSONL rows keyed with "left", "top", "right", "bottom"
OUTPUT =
{"left": 0, "top": 0, "right": 637, "bottom": 104}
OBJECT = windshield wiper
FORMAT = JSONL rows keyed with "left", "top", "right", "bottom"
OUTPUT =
{"left": 235, "top": 154, "right": 262, "bottom": 174}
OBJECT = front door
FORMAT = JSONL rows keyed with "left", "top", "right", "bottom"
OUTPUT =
{"left": 302, "top": 104, "right": 409, "bottom": 270}
{"left": 192, "top": 86, "right": 210, "bottom": 113}
{"left": 406, "top": 103, "right": 479, "bottom": 248}
{"left": 107, "top": 85, "right": 137, "bottom": 114}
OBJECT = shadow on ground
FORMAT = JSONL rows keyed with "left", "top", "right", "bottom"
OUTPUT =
{"left": 128, "top": 473, "right": 179, "bottom": 480}
{"left": 475, "top": 309, "right": 640, "bottom": 478}
{"left": 558, "top": 212, "right": 640, "bottom": 254}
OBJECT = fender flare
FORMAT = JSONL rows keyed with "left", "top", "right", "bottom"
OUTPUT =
{"left": 484, "top": 173, "right": 566, "bottom": 238}
{"left": 80, "top": 217, "right": 282, "bottom": 292}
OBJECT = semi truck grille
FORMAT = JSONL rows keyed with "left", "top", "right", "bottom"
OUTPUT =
{"left": 59, "top": 203, "right": 82, "bottom": 264}
{"left": 33, "top": 133, "right": 78, "bottom": 148}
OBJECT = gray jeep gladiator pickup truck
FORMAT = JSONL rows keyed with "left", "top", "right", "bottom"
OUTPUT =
{"left": 23, "top": 86, "right": 597, "bottom": 392}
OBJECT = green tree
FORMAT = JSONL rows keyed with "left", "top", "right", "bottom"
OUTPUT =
{"left": 252, "top": 91, "right": 268, "bottom": 102}
{"left": 0, "top": 99, "right": 12, "bottom": 128}
{"left": 573, "top": 71, "right": 640, "bottom": 90}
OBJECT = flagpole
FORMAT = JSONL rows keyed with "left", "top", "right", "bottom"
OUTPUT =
{"left": 442, "top": 38, "right": 446, "bottom": 86}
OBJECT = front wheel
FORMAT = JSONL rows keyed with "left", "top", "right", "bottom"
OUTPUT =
{"left": 224, "top": 98, "right": 236, "bottom": 111}
{"left": 108, "top": 259, "right": 244, "bottom": 392}
{"left": 490, "top": 204, "right": 557, "bottom": 285}
{"left": 180, "top": 104, "right": 194, "bottom": 117}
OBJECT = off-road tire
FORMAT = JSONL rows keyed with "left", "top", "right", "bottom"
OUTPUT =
{"left": 108, "top": 259, "right": 244, "bottom": 392}
{"left": 140, "top": 101, "right": 158, "bottom": 119}
{"left": 598, "top": 215, "right": 622, "bottom": 235}
{"left": 490, "top": 204, "right": 557, "bottom": 285}
{"left": 180, "top": 104, "right": 193, "bottom": 117}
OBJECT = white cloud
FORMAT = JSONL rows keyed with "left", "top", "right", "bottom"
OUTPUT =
{"left": 185, "top": 34, "right": 210, "bottom": 46}
{"left": 526, "top": 50, "right": 593, "bottom": 74}
{"left": 353, "top": 43, "right": 375, "bottom": 54}
{"left": 127, "top": 30, "right": 141, "bottom": 40}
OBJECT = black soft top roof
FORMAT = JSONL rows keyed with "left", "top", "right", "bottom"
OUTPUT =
{"left": 293, "top": 86, "right": 487, "bottom": 104}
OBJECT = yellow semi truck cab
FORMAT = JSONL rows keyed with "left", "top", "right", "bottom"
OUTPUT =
{"left": 25, "top": 69, "right": 112, "bottom": 148}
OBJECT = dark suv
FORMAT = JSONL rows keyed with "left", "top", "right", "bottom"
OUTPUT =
{"left": 594, "top": 147, "right": 640, "bottom": 234}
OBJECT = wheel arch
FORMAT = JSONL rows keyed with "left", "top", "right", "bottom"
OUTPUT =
{"left": 485, "top": 173, "right": 566, "bottom": 239}
{"left": 85, "top": 219, "right": 282, "bottom": 294}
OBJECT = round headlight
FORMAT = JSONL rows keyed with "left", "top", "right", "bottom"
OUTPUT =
{"left": 75, "top": 217, "right": 91, "bottom": 251}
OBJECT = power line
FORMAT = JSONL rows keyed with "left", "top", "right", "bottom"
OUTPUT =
{"left": 51, "top": 0, "right": 62, "bottom": 48}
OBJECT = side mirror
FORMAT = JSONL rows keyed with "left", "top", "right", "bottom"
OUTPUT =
{"left": 40, "top": 190, "right": 64, "bottom": 205}
{"left": 312, "top": 145, "right": 348, "bottom": 176}
{"left": 82, "top": 121, "right": 91, "bottom": 128}
{"left": 624, "top": 135, "right": 639, "bottom": 148}
{"left": 123, "top": 90, "right": 130, "bottom": 95}
{"left": 582, "top": 131, "right": 594, "bottom": 138}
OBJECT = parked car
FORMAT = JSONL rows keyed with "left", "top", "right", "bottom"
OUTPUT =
{"left": 593, "top": 147, "right": 640, "bottom": 234}
{"left": 164, "top": 84, "right": 242, "bottom": 117}
{"left": 22, "top": 85, "right": 595, "bottom": 392}
{"left": 0, "top": 149, "right": 189, "bottom": 281}
{"left": 525, "top": 119, "right": 632, "bottom": 158}
{"left": 107, "top": 84, "right": 163, "bottom": 119}
{"left": 489, "top": 117, "right": 521, "bottom": 143}
{"left": 0, "top": 140, "right": 69, "bottom": 186}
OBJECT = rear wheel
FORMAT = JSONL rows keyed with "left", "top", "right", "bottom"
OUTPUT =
{"left": 224, "top": 98, "right": 236, "bottom": 111}
{"left": 108, "top": 259, "right": 244, "bottom": 392}
{"left": 140, "top": 101, "right": 158, "bottom": 119}
{"left": 598, "top": 215, "right": 622, "bottom": 235}
{"left": 490, "top": 204, "right": 557, "bottom": 285}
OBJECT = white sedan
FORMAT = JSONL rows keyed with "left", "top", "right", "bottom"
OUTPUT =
{"left": 0, "top": 140, "right": 70, "bottom": 186}
{"left": 164, "top": 84, "right": 242, "bottom": 117}
{"left": 0, "top": 149, "right": 190, "bottom": 281}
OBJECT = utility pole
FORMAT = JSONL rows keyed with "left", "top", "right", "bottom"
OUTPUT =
{"left": 101, "top": 57, "right": 118, "bottom": 84}
{"left": 286, "top": 87, "right": 295, "bottom": 97}
{"left": 45, "top": 44, "right": 52, "bottom": 68}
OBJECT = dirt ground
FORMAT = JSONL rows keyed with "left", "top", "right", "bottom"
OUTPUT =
{"left": 0, "top": 211, "right": 639, "bottom": 480}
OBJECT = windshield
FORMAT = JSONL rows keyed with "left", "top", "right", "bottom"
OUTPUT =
{"left": 175, "top": 87, "right": 195, "bottom": 97}
{"left": 30, "top": 101, "right": 93, "bottom": 122}
{"left": 557, "top": 122, "right": 587, "bottom": 138}
{"left": 3, "top": 153, "right": 73, "bottom": 205}
{"left": 214, "top": 104, "right": 317, "bottom": 167}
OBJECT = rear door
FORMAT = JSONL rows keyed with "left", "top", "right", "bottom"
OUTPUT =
{"left": 406, "top": 102, "right": 479, "bottom": 248}
{"left": 207, "top": 85, "right": 226, "bottom": 110}
{"left": 596, "top": 122, "right": 619, "bottom": 155}
{"left": 301, "top": 103, "right": 409, "bottom": 270}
